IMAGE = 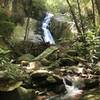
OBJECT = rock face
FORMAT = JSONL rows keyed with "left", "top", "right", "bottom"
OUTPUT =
{"left": 11, "top": 17, "right": 49, "bottom": 56}
{"left": 11, "top": 18, "right": 40, "bottom": 43}
{"left": 50, "top": 14, "right": 75, "bottom": 42}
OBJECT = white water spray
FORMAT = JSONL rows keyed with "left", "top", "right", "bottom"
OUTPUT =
{"left": 42, "top": 12, "right": 55, "bottom": 44}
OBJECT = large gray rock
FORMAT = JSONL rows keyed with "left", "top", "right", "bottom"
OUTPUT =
{"left": 50, "top": 14, "right": 75, "bottom": 42}
{"left": 11, "top": 18, "right": 42, "bottom": 43}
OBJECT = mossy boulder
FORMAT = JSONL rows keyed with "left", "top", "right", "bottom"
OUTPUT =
{"left": 0, "top": 63, "right": 27, "bottom": 91}
{"left": 40, "top": 58, "right": 51, "bottom": 66}
{"left": 0, "top": 87, "right": 35, "bottom": 100}
{"left": 11, "top": 18, "right": 39, "bottom": 43}
{"left": 0, "top": 81, "right": 23, "bottom": 92}
{"left": 18, "top": 54, "right": 35, "bottom": 62}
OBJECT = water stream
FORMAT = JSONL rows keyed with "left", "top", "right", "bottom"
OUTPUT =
{"left": 42, "top": 12, "right": 83, "bottom": 100}
{"left": 42, "top": 12, "right": 55, "bottom": 44}
{"left": 62, "top": 77, "right": 83, "bottom": 98}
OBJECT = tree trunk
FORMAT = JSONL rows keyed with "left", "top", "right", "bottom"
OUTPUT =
{"left": 95, "top": 0, "right": 100, "bottom": 26}
{"left": 66, "top": 0, "right": 82, "bottom": 34}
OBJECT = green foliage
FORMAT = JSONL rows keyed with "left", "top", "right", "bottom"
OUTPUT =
{"left": 73, "top": 30, "right": 100, "bottom": 63}
{"left": 45, "top": 0, "right": 68, "bottom": 13}
{"left": 32, "top": 0, "right": 68, "bottom": 14}
{"left": 0, "top": 48, "right": 11, "bottom": 65}
{"left": 0, "top": 63, "right": 26, "bottom": 81}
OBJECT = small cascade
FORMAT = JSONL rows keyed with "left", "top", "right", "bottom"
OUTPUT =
{"left": 42, "top": 12, "right": 55, "bottom": 44}
{"left": 46, "top": 76, "right": 83, "bottom": 100}
{"left": 62, "top": 77, "right": 83, "bottom": 98}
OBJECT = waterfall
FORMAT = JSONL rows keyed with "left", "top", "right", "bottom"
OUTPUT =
{"left": 42, "top": 12, "right": 55, "bottom": 44}
{"left": 62, "top": 77, "right": 83, "bottom": 97}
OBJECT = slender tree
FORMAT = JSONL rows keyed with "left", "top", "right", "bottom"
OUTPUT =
{"left": 66, "top": 0, "right": 82, "bottom": 33}
{"left": 95, "top": 0, "right": 100, "bottom": 14}
{"left": 24, "top": 17, "right": 30, "bottom": 41}
{"left": 77, "top": 0, "right": 85, "bottom": 33}
{"left": 23, "top": 0, "right": 33, "bottom": 41}
{"left": 95, "top": 0, "right": 100, "bottom": 26}
{"left": 91, "top": 0, "right": 96, "bottom": 27}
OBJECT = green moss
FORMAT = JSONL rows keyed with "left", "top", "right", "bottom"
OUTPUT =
{"left": 0, "top": 63, "right": 26, "bottom": 81}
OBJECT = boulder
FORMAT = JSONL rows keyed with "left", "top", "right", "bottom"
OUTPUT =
{"left": 31, "top": 70, "right": 62, "bottom": 89}
{"left": 0, "top": 81, "right": 23, "bottom": 92}
{"left": 50, "top": 14, "right": 75, "bottom": 42}
{"left": 59, "top": 57, "right": 79, "bottom": 66}
{"left": 40, "top": 58, "right": 51, "bottom": 66}
{"left": 0, "top": 63, "right": 27, "bottom": 92}
{"left": 18, "top": 53, "right": 35, "bottom": 62}
{"left": 11, "top": 18, "right": 41, "bottom": 43}
{"left": 84, "top": 78, "right": 99, "bottom": 90}
{"left": 0, "top": 87, "right": 34, "bottom": 100}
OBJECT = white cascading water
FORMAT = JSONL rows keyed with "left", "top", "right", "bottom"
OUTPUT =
{"left": 42, "top": 12, "right": 55, "bottom": 44}
{"left": 46, "top": 76, "right": 83, "bottom": 100}
{"left": 62, "top": 77, "right": 83, "bottom": 99}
